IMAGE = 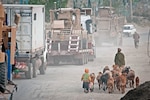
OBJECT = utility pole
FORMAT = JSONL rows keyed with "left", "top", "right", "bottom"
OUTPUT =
{"left": 130, "top": 0, "right": 133, "bottom": 21}
{"left": 110, "top": 0, "right": 112, "bottom": 14}
{"left": 110, "top": 0, "right": 112, "bottom": 8}
{"left": 54, "top": 2, "right": 56, "bottom": 10}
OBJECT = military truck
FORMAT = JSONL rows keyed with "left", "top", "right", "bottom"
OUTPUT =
{"left": 95, "top": 7, "right": 125, "bottom": 46}
{"left": 3, "top": 4, "right": 47, "bottom": 79}
{"left": 46, "top": 8, "right": 95, "bottom": 65}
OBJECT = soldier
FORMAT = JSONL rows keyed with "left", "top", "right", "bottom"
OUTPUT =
{"left": 133, "top": 32, "right": 140, "bottom": 48}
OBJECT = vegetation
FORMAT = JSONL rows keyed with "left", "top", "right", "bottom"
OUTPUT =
{"left": 28, "top": 0, "right": 68, "bottom": 22}
{"left": 27, "top": 0, "right": 149, "bottom": 22}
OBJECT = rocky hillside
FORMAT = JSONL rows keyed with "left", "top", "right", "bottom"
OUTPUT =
{"left": 121, "top": 81, "right": 150, "bottom": 100}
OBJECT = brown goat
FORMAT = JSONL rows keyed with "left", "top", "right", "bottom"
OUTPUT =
{"left": 127, "top": 70, "right": 135, "bottom": 88}
{"left": 107, "top": 77, "right": 114, "bottom": 93}
{"left": 120, "top": 73, "right": 127, "bottom": 94}
{"left": 135, "top": 76, "right": 140, "bottom": 88}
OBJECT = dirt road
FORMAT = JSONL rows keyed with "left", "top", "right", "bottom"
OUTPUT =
{"left": 12, "top": 26, "right": 150, "bottom": 100}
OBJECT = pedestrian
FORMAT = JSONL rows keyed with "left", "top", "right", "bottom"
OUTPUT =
{"left": 114, "top": 48, "right": 125, "bottom": 70}
{"left": 81, "top": 68, "right": 91, "bottom": 93}
{"left": 133, "top": 32, "right": 140, "bottom": 48}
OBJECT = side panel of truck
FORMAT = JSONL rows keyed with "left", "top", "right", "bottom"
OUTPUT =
{"left": 4, "top": 5, "right": 45, "bottom": 55}
{"left": 3, "top": 5, "right": 47, "bottom": 79}
{"left": 32, "top": 6, "right": 45, "bottom": 53}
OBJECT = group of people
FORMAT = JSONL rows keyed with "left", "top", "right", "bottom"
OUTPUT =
{"left": 81, "top": 48, "right": 126, "bottom": 93}
{"left": 81, "top": 31, "right": 141, "bottom": 93}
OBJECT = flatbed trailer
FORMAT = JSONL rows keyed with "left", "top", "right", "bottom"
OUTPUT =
{"left": 47, "top": 37, "right": 95, "bottom": 65}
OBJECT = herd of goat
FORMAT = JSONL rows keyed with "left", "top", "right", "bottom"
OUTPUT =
{"left": 89, "top": 65, "right": 140, "bottom": 94}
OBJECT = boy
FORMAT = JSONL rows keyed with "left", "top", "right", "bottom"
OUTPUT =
{"left": 81, "top": 68, "right": 91, "bottom": 93}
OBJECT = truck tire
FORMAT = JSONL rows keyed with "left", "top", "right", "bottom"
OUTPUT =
{"left": 54, "top": 58, "right": 59, "bottom": 65}
{"left": 74, "top": 59, "right": 80, "bottom": 65}
{"left": 88, "top": 55, "right": 94, "bottom": 61}
{"left": 25, "top": 63, "right": 33, "bottom": 79}
{"left": 39, "top": 57, "right": 46, "bottom": 75}
{"left": 85, "top": 54, "right": 88, "bottom": 64}
{"left": 79, "top": 59, "right": 84, "bottom": 65}
{"left": 0, "top": 63, "right": 7, "bottom": 87}
{"left": 79, "top": 55, "right": 84, "bottom": 65}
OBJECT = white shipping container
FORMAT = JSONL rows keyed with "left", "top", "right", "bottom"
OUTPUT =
{"left": 4, "top": 4, "right": 45, "bottom": 55}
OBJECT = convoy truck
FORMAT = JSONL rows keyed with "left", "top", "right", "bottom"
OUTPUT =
{"left": 80, "top": 8, "right": 96, "bottom": 60}
{"left": 3, "top": 4, "right": 47, "bottom": 79}
{"left": 0, "top": 2, "right": 18, "bottom": 100}
{"left": 95, "top": 7, "right": 125, "bottom": 46}
{"left": 46, "top": 8, "right": 95, "bottom": 65}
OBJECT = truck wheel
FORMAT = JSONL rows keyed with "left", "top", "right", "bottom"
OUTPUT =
{"left": 39, "top": 57, "right": 46, "bottom": 75}
{"left": 86, "top": 54, "right": 89, "bottom": 64}
{"left": 80, "top": 59, "right": 84, "bottom": 65}
{"left": 88, "top": 55, "right": 94, "bottom": 61}
{"left": 85, "top": 54, "right": 88, "bottom": 64}
{"left": 74, "top": 59, "right": 79, "bottom": 65}
{"left": 32, "top": 59, "right": 37, "bottom": 78}
{"left": 25, "top": 63, "right": 33, "bottom": 79}
{"left": 90, "top": 58, "right": 94, "bottom": 62}
{"left": 79, "top": 55, "right": 84, "bottom": 65}
{"left": 0, "top": 63, "right": 7, "bottom": 87}
{"left": 54, "top": 58, "right": 59, "bottom": 65}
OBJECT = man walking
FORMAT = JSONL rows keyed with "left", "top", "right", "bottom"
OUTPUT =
{"left": 114, "top": 48, "right": 125, "bottom": 69}
{"left": 133, "top": 32, "right": 140, "bottom": 48}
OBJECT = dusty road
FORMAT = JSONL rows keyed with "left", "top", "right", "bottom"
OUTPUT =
{"left": 12, "top": 26, "right": 150, "bottom": 100}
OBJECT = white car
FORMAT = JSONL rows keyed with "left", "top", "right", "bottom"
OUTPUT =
{"left": 123, "top": 24, "right": 136, "bottom": 37}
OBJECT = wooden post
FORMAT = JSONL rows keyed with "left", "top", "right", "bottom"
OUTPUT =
{"left": 10, "top": 27, "right": 16, "bottom": 64}
{"left": 0, "top": 2, "right": 5, "bottom": 21}
{"left": 0, "top": 21, "right": 2, "bottom": 44}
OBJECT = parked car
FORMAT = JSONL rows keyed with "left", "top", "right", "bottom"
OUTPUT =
{"left": 123, "top": 24, "right": 136, "bottom": 37}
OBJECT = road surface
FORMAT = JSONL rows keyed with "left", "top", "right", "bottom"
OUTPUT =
{"left": 12, "top": 26, "right": 150, "bottom": 100}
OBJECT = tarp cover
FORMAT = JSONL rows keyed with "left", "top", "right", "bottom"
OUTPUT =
{"left": 52, "top": 20, "right": 64, "bottom": 29}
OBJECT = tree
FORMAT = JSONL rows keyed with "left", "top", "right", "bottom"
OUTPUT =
{"left": 28, "top": 0, "right": 68, "bottom": 22}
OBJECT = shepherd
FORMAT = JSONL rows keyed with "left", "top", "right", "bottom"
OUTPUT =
{"left": 114, "top": 48, "right": 125, "bottom": 71}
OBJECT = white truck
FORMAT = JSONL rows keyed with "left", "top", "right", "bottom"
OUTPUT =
{"left": 3, "top": 4, "right": 47, "bottom": 79}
